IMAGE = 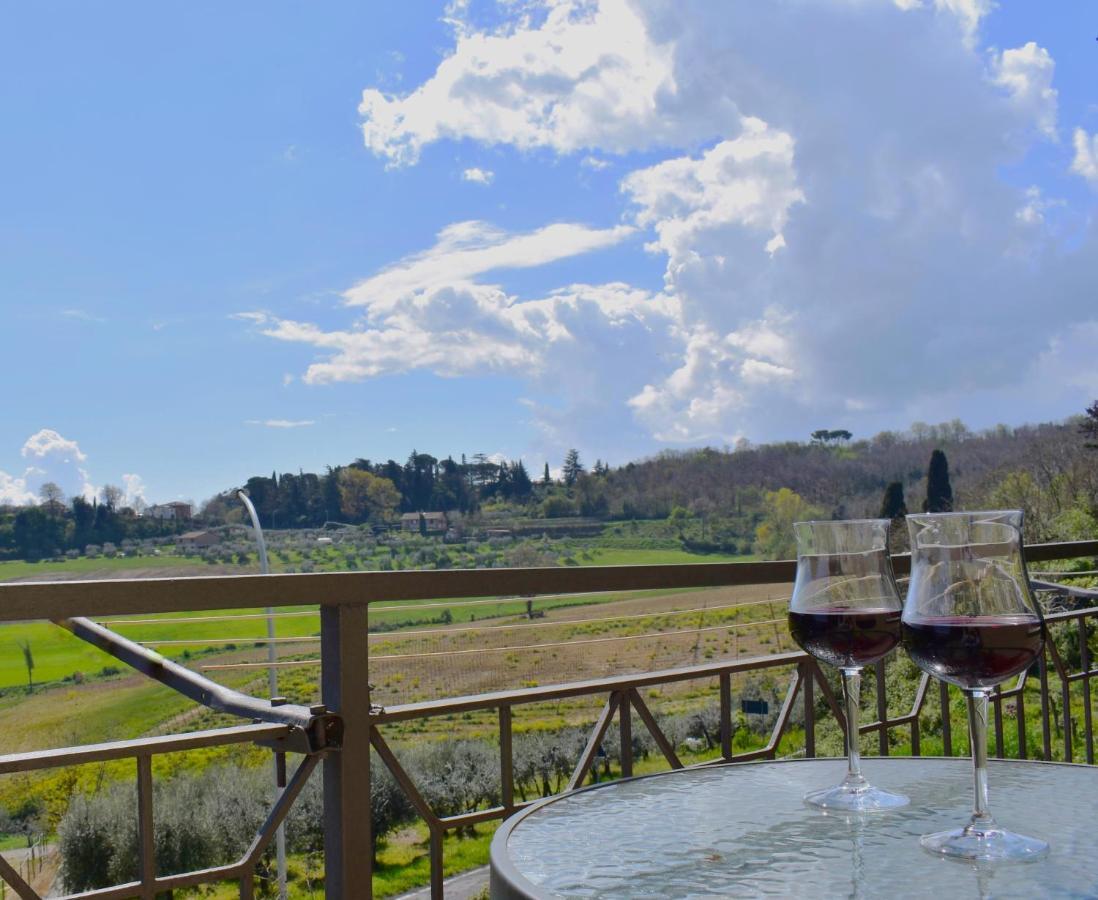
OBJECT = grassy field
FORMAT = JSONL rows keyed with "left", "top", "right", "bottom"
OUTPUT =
{"left": 0, "top": 555, "right": 205, "bottom": 581}
{"left": 577, "top": 547, "right": 750, "bottom": 565}
{"left": 0, "top": 587, "right": 753, "bottom": 692}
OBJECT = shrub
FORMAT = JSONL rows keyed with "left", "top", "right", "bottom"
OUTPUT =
{"left": 59, "top": 757, "right": 416, "bottom": 888}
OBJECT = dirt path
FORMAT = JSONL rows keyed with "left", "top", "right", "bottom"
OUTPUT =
{"left": 394, "top": 865, "right": 488, "bottom": 900}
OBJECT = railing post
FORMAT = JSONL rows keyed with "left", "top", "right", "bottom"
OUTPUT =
{"left": 499, "top": 705, "right": 514, "bottom": 814}
{"left": 322, "top": 604, "right": 372, "bottom": 899}
{"left": 137, "top": 753, "right": 155, "bottom": 899}
{"left": 991, "top": 685, "right": 1004, "bottom": 758}
{"left": 1016, "top": 680, "right": 1027, "bottom": 760}
{"left": 874, "top": 660, "right": 888, "bottom": 756}
{"left": 719, "top": 672, "right": 733, "bottom": 760}
{"left": 618, "top": 692, "right": 633, "bottom": 778}
{"left": 1039, "top": 651, "right": 1052, "bottom": 760}
{"left": 939, "top": 680, "right": 952, "bottom": 757}
{"left": 802, "top": 661, "right": 815, "bottom": 758}
{"left": 1079, "top": 618, "right": 1093, "bottom": 764}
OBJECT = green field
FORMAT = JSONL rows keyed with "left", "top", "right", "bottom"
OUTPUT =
{"left": 578, "top": 547, "right": 751, "bottom": 565}
{"left": 0, "top": 586, "right": 728, "bottom": 691}
{"left": 0, "top": 555, "right": 205, "bottom": 581}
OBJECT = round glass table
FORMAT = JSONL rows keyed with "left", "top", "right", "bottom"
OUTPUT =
{"left": 490, "top": 758, "right": 1098, "bottom": 898}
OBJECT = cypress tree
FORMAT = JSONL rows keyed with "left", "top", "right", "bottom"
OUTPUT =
{"left": 924, "top": 449, "right": 954, "bottom": 513}
{"left": 879, "top": 482, "right": 907, "bottom": 520}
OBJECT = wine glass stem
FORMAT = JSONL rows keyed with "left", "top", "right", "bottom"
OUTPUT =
{"left": 842, "top": 668, "right": 866, "bottom": 787}
{"left": 965, "top": 690, "right": 993, "bottom": 828}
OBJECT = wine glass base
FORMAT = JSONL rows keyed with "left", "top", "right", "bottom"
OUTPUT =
{"left": 803, "top": 783, "right": 909, "bottom": 812}
{"left": 920, "top": 826, "right": 1049, "bottom": 862}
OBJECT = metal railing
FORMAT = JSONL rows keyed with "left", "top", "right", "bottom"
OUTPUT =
{"left": 0, "top": 539, "right": 1094, "bottom": 899}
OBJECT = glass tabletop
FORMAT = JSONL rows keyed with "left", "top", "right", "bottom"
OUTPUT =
{"left": 490, "top": 758, "right": 1098, "bottom": 899}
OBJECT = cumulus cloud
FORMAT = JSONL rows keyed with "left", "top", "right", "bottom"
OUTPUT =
{"left": 991, "top": 42, "right": 1058, "bottom": 139}
{"left": 462, "top": 167, "right": 494, "bottom": 184}
{"left": 22, "top": 429, "right": 87, "bottom": 464}
{"left": 0, "top": 471, "right": 35, "bottom": 506}
{"left": 359, "top": 0, "right": 1000, "bottom": 167}
{"left": 1072, "top": 128, "right": 1098, "bottom": 185}
{"left": 243, "top": 281, "right": 679, "bottom": 385}
{"left": 359, "top": 0, "right": 697, "bottom": 165}
{"left": 621, "top": 118, "right": 804, "bottom": 266}
{"left": 0, "top": 429, "right": 96, "bottom": 506}
{"left": 249, "top": 0, "right": 1095, "bottom": 454}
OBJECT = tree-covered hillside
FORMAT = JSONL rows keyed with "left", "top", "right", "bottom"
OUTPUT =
{"left": 3, "top": 415, "right": 1095, "bottom": 562}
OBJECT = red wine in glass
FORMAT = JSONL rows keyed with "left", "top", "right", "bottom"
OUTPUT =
{"left": 787, "top": 520, "right": 908, "bottom": 812}
{"left": 902, "top": 510, "right": 1049, "bottom": 861}
{"left": 901, "top": 615, "right": 1043, "bottom": 690}
{"left": 789, "top": 608, "right": 901, "bottom": 669}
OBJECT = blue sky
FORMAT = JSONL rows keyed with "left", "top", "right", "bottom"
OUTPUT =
{"left": 1, "top": 0, "right": 1096, "bottom": 507}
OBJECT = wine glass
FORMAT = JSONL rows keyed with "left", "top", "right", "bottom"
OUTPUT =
{"left": 901, "top": 510, "right": 1048, "bottom": 860}
{"left": 788, "top": 519, "right": 909, "bottom": 811}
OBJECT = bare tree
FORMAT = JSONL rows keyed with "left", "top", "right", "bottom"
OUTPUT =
{"left": 100, "top": 484, "right": 123, "bottom": 510}
{"left": 39, "top": 482, "right": 65, "bottom": 515}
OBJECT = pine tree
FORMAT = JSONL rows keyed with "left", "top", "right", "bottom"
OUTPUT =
{"left": 1081, "top": 400, "right": 1098, "bottom": 449}
{"left": 562, "top": 449, "right": 584, "bottom": 486}
{"left": 542, "top": 463, "right": 551, "bottom": 486}
{"left": 879, "top": 482, "right": 907, "bottom": 520}
{"left": 924, "top": 449, "right": 954, "bottom": 513}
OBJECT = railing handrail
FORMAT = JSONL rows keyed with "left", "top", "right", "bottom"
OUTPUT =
{"left": 0, "top": 722, "right": 290, "bottom": 775}
{"left": 0, "top": 539, "right": 1094, "bottom": 621}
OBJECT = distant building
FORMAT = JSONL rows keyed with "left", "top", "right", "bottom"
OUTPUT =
{"left": 178, "top": 530, "right": 220, "bottom": 550}
{"left": 400, "top": 511, "right": 448, "bottom": 533}
{"left": 147, "top": 502, "right": 193, "bottom": 521}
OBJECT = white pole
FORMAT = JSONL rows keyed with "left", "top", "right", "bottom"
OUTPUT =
{"left": 237, "top": 490, "right": 288, "bottom": 900}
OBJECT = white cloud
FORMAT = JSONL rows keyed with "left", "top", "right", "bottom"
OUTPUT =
{"left": 991, "top": 42, "right": 1057, "bottom": 139}
{"left": 0, "top": 471, "right": 35, "bottom": 506}
{"left": 0, "top": 430, "right": 96, "bottom": 506}
{"left": 359, "top": 0, "right": 693, "bottom": 165}
{"left": 359, "top": 0, "right": 1000, "bottom": 169}
{"left": 245, "top": 419, "right": 317, "bottom": 428}
{"left": 1071, "top": 128, "right": 1098, "bottom": 186}
{"left": 1014, "top": 185, "right": 1064, "bottom": 227}
{"left": 250, "top": 0, "right": 1096, "bottom": 455}
{"left": 243, "top": 281, "right": 679, "bottom": 385}
{"left": 621, "top": 118, "right": 804, "bottom": 266}
{"left": 462, "top": 167, "right": 494, "bottom": 184}
{"left": 342, "top": 220, "right": 635, "bottom": 313}
{"left": 22, "top": 429, "right": 87, "bottom": 464}
{"left": 122, "top": 473, "right": 147, "bottom": 508}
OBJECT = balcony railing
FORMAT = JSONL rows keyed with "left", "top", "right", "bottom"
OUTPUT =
{"left": 0, "top": 538, "right": 1095, "bottom": 899}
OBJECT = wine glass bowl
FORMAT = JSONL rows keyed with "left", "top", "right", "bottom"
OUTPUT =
{"left": 901, "top": 510, "right": 1048, "bottom": 861}
{"left": 788, "top": 519, "right": 909, "bottom": 812}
